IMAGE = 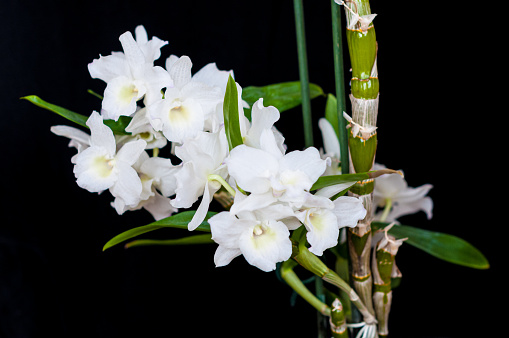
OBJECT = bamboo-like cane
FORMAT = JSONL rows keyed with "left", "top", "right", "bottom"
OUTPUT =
{"left": 371, "top": 225, "right": 406, "bottom": 337}
{"left": 338, "top": 0, "right": 379, "bottom": 320}
{"left": 330, "top": 298, "right": 349, "bottom": 338}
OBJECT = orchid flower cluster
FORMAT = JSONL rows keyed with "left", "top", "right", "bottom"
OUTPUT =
{"left": 50, "top": 25, "right": 379, "bottom": 272}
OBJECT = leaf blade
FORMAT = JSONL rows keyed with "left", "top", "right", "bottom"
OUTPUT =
{"left": 21, "top": 95, "right": 88, "bottom": 128}
{"left": 310, "top": 173, "right": 369, "bottom": 191}
{"left": 124, "top": 234, "right": 214, "bottom": 249}
{"left": 21, "top": 95, "right": 131, "bottom": 135}
{"left": 102, "top": 211, "right": 215, "bottom": 251}
{"left": 372, "top": 222, "right": 490, "bottom": 270}
{"left": 223, "top": 75, "right": 243, "bottom": 151}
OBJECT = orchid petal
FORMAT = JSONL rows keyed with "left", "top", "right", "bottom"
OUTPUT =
{"left": 187, "top": 181, "right": 219, "bottom": 231}
{"left": 226, "top": 145, "right": 279, "bottom": 194}
{"left": 332, "top": 196, "right": 367, "bottom": 227}
{"left": 171, "top": 162, "right": 207, "bottom": 209}
{"left": 109, "top": 162, "right": 143, "bottom": 207}
{"left": 74, "top": 146, "right": 117, "bottom": 193}
{"left": 192, "top": 62, "right": 233, "bottom": 89}
{"left": 318, "top": 118, "right": 340, "bottom": 159}
{"left": 169, "top": 55, "right": 192, "bottom": 88}
{"left": 304, "top": 209, "right": 339, "bottom": 256}
{"left": 210, "top": 211, "right": 254, "bottom": 248}
{"left": 214, "top": 245, "right": 242, "bottom": 267}
{"left": 88, "top": 52, "right": 129, "bottom": 83}
{"left": 87, "top": 111, "right": 116, "bottom": 156}
{"left": 238, "top": 220, "right": 292, "bottom": 272}
{"left": 115, "top": 139, "right": 147, "bottom": 166}
{"left": 279, "top": 147, "right": 327, "bottom": 187}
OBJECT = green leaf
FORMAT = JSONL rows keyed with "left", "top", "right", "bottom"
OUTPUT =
{"left": 242, "top": 81, "right": 324, "bottom": 120}
{"left": 21, "top": 95, "right": 131, "bottom": 135}
{"left": 310, "top": 173, "right": 369, "bottom": 191}
{"left": 104, "top": 116, "right": 132, "bottom": 135}
{"left": 102, "top": 211, "right": 215, "bottom": 251}
{"left": 124, "top": 234, "right": 214, "bottom": 249}
{"left": 311, "top": 169, "right": 402, "bottom": 193}
{"left": 372, "top": 222, "right": 490, "bottom": 270}
{"left": 324, "top": 93, "right": 339, "bottom": 139}
{"left": 22, "top": 95, "right": 88, "bottom": 127}
{"left": 223, "top": 75, "right": 243, "bottom": 151}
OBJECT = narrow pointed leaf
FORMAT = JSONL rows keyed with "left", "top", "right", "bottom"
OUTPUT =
{"left": 242, "top": 81, "right": 324, "bottom": 120}
{"left": 21, "top": 95, "right": 131, "bottom": 135}
{"left": 311, "top": 173, "right": 369, "bottom": 191}
{"left": 311, "top": 169, "right": 402, "bottom": 192}
{"left": 372, "top": 222, "right": 490, "bottom": 269}
{"left": 22, "top": 95, "right": 88, "bottom": 127}
{"left": 223, "top": 75, "right": 243, "bottom": 151}
{"left": 124, "top": 234, "right": 214, "bottom": 249}
{"left": 103, "top": 211, "right": 215, "bottom": 251}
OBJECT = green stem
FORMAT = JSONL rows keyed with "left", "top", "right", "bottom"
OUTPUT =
{"left": 331, "top": 0, "right": 349, "bottom": 174}
{"left": 280, "top": 260, "right": 331, "bottom": 317}
{"left": 379, "top": 198, "right": 392, "bottom": 223}
{"left": 207, "top": 174, "right": 236, "bottom": 197}
{"left": 293, "top": 0, "right": 313, "bottom": 147}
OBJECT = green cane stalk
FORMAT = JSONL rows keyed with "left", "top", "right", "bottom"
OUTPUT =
{"left": 330, "top": 298, "right": 349, "bottom": 338}
{"left": 293, "top": 0, "right": 314, "bottom": 148}
{"left": 339, "top": 0, "right": 379, "bottom": 321}
{"left": 371, "top": 227, "right": 406, "bottom": 337}
{"left": 331, "top": 0, "right": 349, "bottom": 174}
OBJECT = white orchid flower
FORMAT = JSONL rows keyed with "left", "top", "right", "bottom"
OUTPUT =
{"left": 147, "top": 55, "right": 223, "bottom": 143}
{"left": 294, "top": 193, "right": 366, "bottom": 256}
{"left": 73, "top": 111, "right": 146, "bottom": 207}
{"left": 373, "top": 164, "right": 433, "bottom": 223}
{"left": 116, "top": 107, "right": 167, "bottom": 149}
{"left": 171, "top": 130, "right": 229, "bottom": 230}
{"left": 88, "top": 27, "right": 172, "bottom": 121}
{"left": 112, "top": 151, "right": 179, "bottom": 220}
{"left": 209, "top": 199, "right": 295, "bottom": 272}
{"left": 227, "top": 130, "right": 329, "bottom": 212}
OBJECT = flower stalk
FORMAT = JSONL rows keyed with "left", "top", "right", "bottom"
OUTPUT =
{"left": 291, "top": 237, "right": 377, "bottom": 326}
{"left": 280, "top": 259, "right": 332, "bottom": 317}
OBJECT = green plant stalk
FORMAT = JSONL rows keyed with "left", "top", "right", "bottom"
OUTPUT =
{"left": 293, "top": 0, "right": 313, "bottom": 148}
{"left": 330, "top": 298, "right": 349, "bottom": 338}
{"left": 331, "top": 0, "right": 349, "bottom": 174}
{"left": 292, "top": 240, "right": 376, "bottom": 325}
{"left": 280, "top": 260, "right": 331, "bottom": 317}
{"left": 371, "top": 231, "right": 405, "bottom": 337}
{"left": 341, "top": 0, "right": 379, "bottom": 319}
{"left": 372, "top": 248, "right": 394, "bottom": 337}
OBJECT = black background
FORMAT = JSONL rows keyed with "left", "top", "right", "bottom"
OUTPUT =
{"left": 0, "top": 0, "right": 503, "bottom": 337}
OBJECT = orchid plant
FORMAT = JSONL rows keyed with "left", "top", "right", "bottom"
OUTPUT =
{"left": 22, "top": 1, "right": 488, "bottom": 337}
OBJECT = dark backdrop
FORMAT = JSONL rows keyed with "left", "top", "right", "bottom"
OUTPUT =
{"left": 0, "top": 0, "right": 501, "bottom": 337}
